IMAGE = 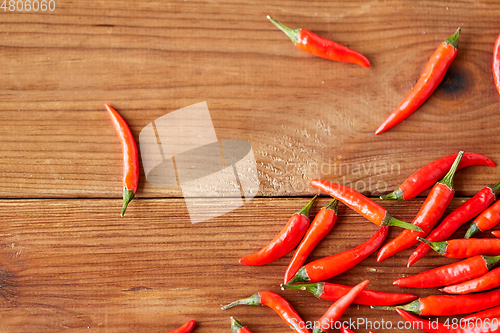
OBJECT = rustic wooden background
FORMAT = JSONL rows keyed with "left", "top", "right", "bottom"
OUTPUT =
{"left": 1, "top": 0, "right": 500, "bottom": 332}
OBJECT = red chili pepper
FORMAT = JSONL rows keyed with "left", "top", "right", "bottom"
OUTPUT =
{"left": 267, "top": 16, "right": 370, "bottom": 67}
{"left": 373, "top": 288, "right": 500, "bottom": 316}
{"left": 231, "top": 317, "right": 252, "bottom": 333}
{"left": 377, "top": 152, "right": 463, "bottom": 262}
{"left": 167, "top": 320, "right": 196, "bottom": 333}
{"left": 408, "top": 182, "right": 500, "bottom": 267}
{"left": 105, "top": 104, "right": 140, "bottom": 217}
{"left": 441, "top": 267, "right": 500, "bottom": 294}
{"left": 463, "top": 306, "right": 500, "bottom": 322}
{"left": 418, "top": 237, "right": 500, "bottom": 259}
{"left": 494, "top": 33, "right": 500, "bottom": 95}
{"left": 222, "top": 291, "right": 310, "bottom": 333}
{"left": 313, "top": 280, "right": 369, "bottom": 333}
{"left": 397, "top": 308, "right": 500, "bottom": 333}
{"left": 240, "top": 196, "right": 316, "bottom": 265}
{"left": 466, "top": 200, "right": 500, "bottom": 238}
{"left": 381, "top": 152, "right": 495, "bottom": 201}
{"left": 375, "top": 28, "right": 460, "bottom": 134}
{"left": 310, "top": 179, "right": 421, "bottom": 231}
{"left": 281, "top": 281, "right": 417, "bottom": 306}
{"left": 284, "top": 199, "right": 338, "bottom": 284}
{"left": 287, "top": 226, "right": 388, "bottom": 284}
{"left": 494, "top": 231, "right": 500, "bottom": 238}
{"left": 394, "top": 254, "right": 500, "bottom": 288}
{"left": 340, "top": 326, "right": 356, "bottom": 333}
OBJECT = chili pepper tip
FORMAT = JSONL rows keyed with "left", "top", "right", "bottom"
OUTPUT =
{"left": 230, "top": 317, "right": 244, "bottom": 331}
{"left": 465, "top": 222, "right": 481, "bottom": 239}
{"left": 416, "top": 237, "right": 447, "bottom": 255}
{"left": 380, "top": 189, "right": 404, "bottom": 201}
{"left": 297, "top": 195, "right": 317, "bottom": 218}
{"left": 121, "top": 188, "right": 135, "bottom": 217}
{"left": 445, "top": 27, "right": 461, "bottom": 49}
{"left": 384, "top": 216, "right": 423, "bottom": 232}
{"left": 267, "top": 15, "right": 301, "bottom": 45}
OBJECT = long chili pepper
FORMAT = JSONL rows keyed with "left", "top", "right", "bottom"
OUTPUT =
{"left": 381, "top": 152, "right": 495, "bottom": 201}
{"left": 408, "top": 182, "right": 500, "bottom": 267}
{"left": 394, "top": 254, "right": 500, "bottom": 288}
{"left": 281, "top": 281, "right": 417, "bottom": 306}
{"left": 375, "top": 28, "right": 460, "bottom": 134}
{"left": 284, "top": 199, "right": 338, "bottom": 284}
{"left": 167, "top": 320, "right": 196, "bottom": 333}
{"left": 396, "top": 309, "right": 500, "bottom": 333}
{"left": 310, "top": 179, "right": 421, "bottom": 231}
{"left": 222, "top": 290, "right": 310, "bottom": 333}
{"left": 373, "top": 288, "right": 500, "bottom": 316}
{"left": 441, "top": 267, "right": 500, "bottom": 294}
{"left": 231, "top": 317, "right": 252, "bottom": 333}
{"left": 105, "top": 104, "right": 140, "bottom": 216}
{"left": 313, "top": 280, "right": 369, "bottom": 333}
{"left": 466, "top": 200, "right": 500, "bottom": 238}
{"left": 240, "top": 196, "right": 316, "bottom": 266}
{"left": 267, "top": 16, "right": 370, "bottom": 67}
{"left": 418, "top": 237, "right": 500, "bottom": 259}
{"left": 287, "top": 226, "right": 388, "bottom": 284}
{"left": 377, "top": 152, "right": 463, "bottom": 262}
{"left": 494, "top": 33, "right": 500, "bottom": 95}
{"left": 463, "top": 306, "right": 500, "bottom": 322}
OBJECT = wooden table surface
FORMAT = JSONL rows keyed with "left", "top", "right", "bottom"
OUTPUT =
{"left": 2, "top": 0, "right": 500, "bottom": 332}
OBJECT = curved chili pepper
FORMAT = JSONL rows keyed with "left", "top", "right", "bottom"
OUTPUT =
{"left": 310, "top": 179, "right": 421, "bottom": 231}
{"left": 281, "top": 281, "right": 417, "bottom": 306}
{"left": 313, "top": 280, "right": 369, "bottom": 333}
{"left": 377, "top": 152, "right": 463, "bottom": 262}
{"left": 240, "top": 196, "right": 316, "bottom": 265}
{"left": 373, "top": 288, "right": 500, "bottom": 316}
{"left": 375, "top": 28, "right": 460, "bottom": 134}
{"left": 222, "top": 290, "right": 310, "bottom": 333}
{"left": 287, "top": 226, "right": 388, "bottom": 284}
{"left": 231, "top": 317, "right": 252, "bottom": 333}
{"left": 494, "top": 33, "right": 500, "bottom": 95}
{"left": 441, "top": 267, "right": 500, "bottom": 294}
{"left": 418, "top": 237, "right": 500, "bottom": 259}
{"left": 396, "top": 308, "right": 500, "bottom": 333}
{"left": 267, "top": 16, "right": 370, "bottom": 67}
{"left": 463, "top": 306, "right": 500, "bottom": 322}
{"left": 466, "top": 200, "right": 500, "bottom": 238}
{"left": 105, "top": 104, "right": 140, "bottom": 217}
{"left": 284, "top": 199, "right": 338, "bottom": 284}
{"left": 381, "top": 152, "right": 495, "bottom": 201}
{"left": 167, "top": 320, "right": 196, "bottom": 333}
{"left": 394, "top": 254, "right": 500, "bottom": 288}
{"left": 408, "top": 182, "right": 500, "bottom": 266}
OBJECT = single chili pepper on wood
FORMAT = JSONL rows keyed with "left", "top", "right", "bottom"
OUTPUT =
{"left": 466, "top": 200, "right": 500, "bottom": 238}
{"left": 394, "top": 254, "right": 500, "bottom": 288}
{"left": 377, "top": 152, "right": 463, "bottom": 262}
{"left": 313, "top": 280, "right": 369, "bottom": 333}
{"left": 463, "top": 306, "right": 500, "bottom": 322}
{"left": 408, "top": 182, "right": 500, "bottom": 267}
{"left": 231, "top": 317, "right": 252, "bottom": 333}
{"left": 284, "top": 199, "right": 338, "bottom": 284}
{"left": 441, "top": 267, "right": 500, "bottom": 294}
{"left": 240, "top": 196, "right": 316, "bottom": 265}
{"left": 310, "top": 179, "right": 421, "bottom": 231}
{"left": 281, "top": 281, "right": 417, "bottom": 306}
{"left": 418, "top": 237, "right": 500, "bottom": 259}
{"left": 375, "top": 28, "right": 461, "bottom": 134}
{"left": 167, "top": 320, "right": 196, "bottom": 333}
{"left": 267, "top": 16, "right": 370, "bottom": 67}
{"left": 222, "top": 290, "right": 310, "bottom": 333}
{"left": 287, "top": 226, "right": 388, "bottom": 284}
{"left": 494, "top": 33, "right": 500, "bottom": 95}
{"left": 105, "top": 104, "right": 140, "bottom": 217}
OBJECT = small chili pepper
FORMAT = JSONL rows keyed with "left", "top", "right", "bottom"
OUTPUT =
{"left": 377, "top": 152, "right": 463, "bottom": 262}
{"left": 222, "top": 290, "right": 310, "bottom": 333}
{"left": 373, "top": 288, "right": 500, "bottom": 316}
{"left": 167, "top": 320, "right": 196, "bottom": 333}
{"left": 375, "top": 28, "right": 460, "bottom": 134}
{"left": 105, "top": 104, "right": 140, "bottom": 217}
{"left": 287, "top": 226, "right": 388, "bottom": 284}
{"left": 466, "top": 200, "right": 500, "bottom": 238}
{"left": 494, "top": 33, "right": 500, "bottom": 95}
{"left": 231, "top": 317, "right": 252, "bottom": 333}
{"left": 313, "top": 280, "right": 369, "bottom": 333}
{"left": 493, "top": 231, "right": 500, "bottom": 238}
{"left": 463, "top": 305, "right": 500, "bottom": 322}
{"left": 396, "top": 308, "right": 500, "bottom": 333}
{"left": 418, "top": 237, "right": 500, "bottom": 259}
{"left": 408, "top": 182, "right": 500, "bottom": 266}
{"left": 267, "top": 16, "right": 370, "bottom": 67}
{"left": 381, "top": 152, "right": 495, "bottom": 201}
{"left": 441, "top": 267, "right": 500, "bottom": 294}
{"left": 284, "top": 199, "right": 338, "bottom": 284}
{"left": 394, "top": 254, "right": 500, "bottom": 288}
{"left": 340, "top": 326, "right": 355, "bottom": 333}
{"left": 310, "top": 179, "right": 421, "bottom": 231}
{"left": 281, "top": 281, "right": 417, "bottom": 306}
{"left": 240, "top": 196, "right": 317, "bottom": 266}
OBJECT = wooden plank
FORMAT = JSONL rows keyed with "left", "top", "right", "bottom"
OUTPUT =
{"left": 0, "top": 197, "right": 492, "bottom": 332}
{"left": 0, "top": 0, "right": 500, "bottom": 198}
